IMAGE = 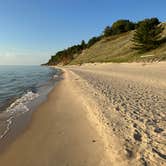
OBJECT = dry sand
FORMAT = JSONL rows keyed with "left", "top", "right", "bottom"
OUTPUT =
{"left": 66, "top": 62, "right": 166, "bottom": 166}
{"left": 0, "top": 71, "right": 112, "bottom": 166}
{"left": 0, "top": 62, "right": 165, "bottom": 166}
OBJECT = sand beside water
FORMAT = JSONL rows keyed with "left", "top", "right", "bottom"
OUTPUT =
{"left": 0, "top": 62, "right": 166, "bottom": 166}
{"left": 0, "top": 70, "right": 112, "bottom": 166}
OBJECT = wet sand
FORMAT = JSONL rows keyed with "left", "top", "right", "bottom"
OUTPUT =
{"left": 0, "top": 62, "right": 165, "bottom": 166}
{"left": 0, "top": 71, "right": 111, "bottom": 166}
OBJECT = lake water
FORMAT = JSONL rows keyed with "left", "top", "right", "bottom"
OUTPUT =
{"left": 0, "top": 65, "right": 61, "bottom": 140}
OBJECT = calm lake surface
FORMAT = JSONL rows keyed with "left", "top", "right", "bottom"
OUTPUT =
{"left": 0, "top": 65, "right": 61, "bottom": 139}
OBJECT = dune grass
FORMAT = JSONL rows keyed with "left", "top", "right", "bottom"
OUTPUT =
{"left": 70, "top": 24, "right": 166, "bottom": 65}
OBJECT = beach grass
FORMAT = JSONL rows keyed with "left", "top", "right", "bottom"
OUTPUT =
{"left": 70, "top": 24, "right": 166, "bottom": 65}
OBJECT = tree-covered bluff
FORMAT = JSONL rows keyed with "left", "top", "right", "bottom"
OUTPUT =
{"left": 45, "top": 18, "right": 166, "bottom": 66}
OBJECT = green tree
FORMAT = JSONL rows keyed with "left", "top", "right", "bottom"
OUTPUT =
{"left": 87, "top": 36, "right": 101, "bottom": 48}
{"left": 111, "top": 20, "right": 135, "bottom": 35}
{"left": 103, "top": 20, "right": 135, "bottom": 37}
{"left": 132, "top": 18, "right": 164, "bottom": 52}
{"left": 103, "top": 26, "right": 112, "bottom": 37}
{"left": 81, "top": 40, "right": 86, "bottom": 49}
{"left": 136, "top": 17, "right": 160, "bottom": 28}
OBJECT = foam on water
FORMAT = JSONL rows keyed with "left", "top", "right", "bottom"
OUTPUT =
{"left": 53, "top": 74, "right": 59, "bottom": 78}
{"left": 0, "top": 66, "right": 62, "bottom": 141}
{"left": 6, "top": 91, "right": 39, "bottom": 114}
{"left": 0, "top": 91, "right": 39, "bottom": 139}
{"left": 0, "top": 117, "right": 13, "bottom": 139}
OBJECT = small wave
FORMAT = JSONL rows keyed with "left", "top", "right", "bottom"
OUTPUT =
{"left": 6, "top": 91, "right": 39, "bottom": 114}
{"left": 0, "top": 116, "right": 13, "bottom": 139}
{"left": 0, "top": 91, "right": 39, "bottom": 139}
{"left": 53, "top": 74, "right": 58, "bottom": 78}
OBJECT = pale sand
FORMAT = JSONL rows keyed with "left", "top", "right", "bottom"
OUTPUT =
{"left": 0, "top": 62, "right": 165, "bottom": 166}
{"left": 65, "top": 62, "right": 166, "bottom": 166}
{"left": 0, "top": 71, "right": 112, "bottom": 166}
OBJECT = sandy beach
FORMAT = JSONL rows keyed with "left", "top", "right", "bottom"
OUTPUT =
{"left": 0, "top": 69, "right": 112, "bottom": 166}
{"left": 0, "top": 62, "right": 166, "bottom": 166}
{"left": 66, "top": 62, "right": 166, "bottom": 166}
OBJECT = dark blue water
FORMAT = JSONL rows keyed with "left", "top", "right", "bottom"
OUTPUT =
{"left": 0, "top": 66, "right": 61, "bottom": 139}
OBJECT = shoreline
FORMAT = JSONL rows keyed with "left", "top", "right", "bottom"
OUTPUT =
{"left": 0, "top": 69, "right": 112, "bottom": 166}
{"left": 0, "top": 62, "right": 165, "bottom": 165}
{"left": 0, "top": 67, "right": 63, "bottom": 153}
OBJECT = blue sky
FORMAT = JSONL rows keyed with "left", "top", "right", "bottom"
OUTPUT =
{"left": 0, "top": 0, "right": 165, "bottom": 65}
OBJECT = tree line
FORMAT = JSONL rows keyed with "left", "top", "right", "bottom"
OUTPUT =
{"left": 46, "top": 17, "right": 164, "bottom": 65}
{"left": 46, "top": 36, "right": 102, "bottom": 65}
